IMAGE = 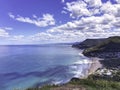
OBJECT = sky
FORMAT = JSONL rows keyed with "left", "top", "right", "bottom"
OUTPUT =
{"left": 0, "top": 0, "right": 120, "bottom": 44}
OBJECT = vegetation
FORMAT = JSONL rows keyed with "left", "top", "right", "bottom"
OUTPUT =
{"left": 83, "top": 36, "right": 120, "bottom": 57}
{"left": 72, "top": 38, "right": 105, "bottom": 49}
{"left": 27, "top": 75, "right": 120, "bottom": 90}
{"left": 26, "top": 66, "right": 120, "bottom": 90}
{"left": 100, "top": 58, "right": 120, "bottom": 68}
{"left": 27, "top": 36, "right": 120, "bottom": 90}
{"left": 27, "top": 85, "right": 59, "bottom": 90}
{"left": 70, "top": 77, "right": 120, "bottom": 90}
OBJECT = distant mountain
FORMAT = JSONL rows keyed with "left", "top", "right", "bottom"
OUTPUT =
{"left": 48, "top": 42, "right": 74, "bottom": 45}
{"left": 72, "top": 38, "right": 105, "bottom": 49}
{"left": 82, "top": 36, "right": 120, "bottom": 58}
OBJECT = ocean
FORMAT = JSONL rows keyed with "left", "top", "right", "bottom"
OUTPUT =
{"left": 0, "top": 45, "right": 92, "bottom": 90}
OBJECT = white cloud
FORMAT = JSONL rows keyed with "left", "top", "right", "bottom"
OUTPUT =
{"left": 33, "top": 14, "right": 37, "bottom": 19}
{"left": 43, "top": 12, "right": 119, "bottom": 42}
{"left": 8, "top": 13, "right": 15, "bottom": 19}
{"left": 3, "top": 0, "right": 120, "bottom": 44}
{"left": 100, "top": 1, "right": 120, "bottom": 16}
{"left": 64, "top": 0, "right": 90, "bottom": 18}
{"left": 0, "top": 28, "right": 9, "bottom": 38}
{"left": 61, "top": 10, "right": 67, "bottom": 14}
{"left": 63, "top": 0, "right": 103, "bottom": 18}
{"left": 63, "top": 0, "right": 120, "bottom": 19}
{"left": 47, "top": 13, "right": 116, "bottom": 32}
{"left": 84, "top": 0, "right": 102, "bottom": 8}
{"left": 4, "top": 27, "right": 13, "bottom": 30}
{"left": 27, "top": 30, "right": 85, "bottom": 43}
{"left": 61, "top": 0, "right": 65, "bottom": 3}
{"left": 0, "top": 28, "right": 24, "bottom": 42}
{"left": 0, "top": 27, "right": 13, "bottom": 30}
{"left": 8, "top": 13, "right": 56, "bottom": 27}
{"left": 115, "top": 0, "right": 120, "bottom": 3}
{"left": 10, "top": 35, "right": 24, "bottom": 41}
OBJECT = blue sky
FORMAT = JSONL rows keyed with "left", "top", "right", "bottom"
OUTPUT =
{"left": 0, "top": 0, "right": 120, "bottom": 44}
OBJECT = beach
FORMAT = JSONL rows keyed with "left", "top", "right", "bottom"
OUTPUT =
{"left": 88, "top": 57, "right": 102, "bottom": 75}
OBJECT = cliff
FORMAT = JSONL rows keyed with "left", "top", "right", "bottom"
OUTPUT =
{"left": 82, "top": 36, "right": 120, "bottom": 58}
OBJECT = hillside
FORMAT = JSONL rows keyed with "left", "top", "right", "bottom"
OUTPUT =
{"left": 27, "top": 36, "right": 120, "bottom": 90}
{"left": 72, "top": 39, "right": 105, "bottom": 49}
{"left": 82, "top": 36, "right": 120, "bottom": 58}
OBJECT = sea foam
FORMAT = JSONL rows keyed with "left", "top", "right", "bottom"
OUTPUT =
{"left": 74, "top": 59, "right": 92, "bottom": 65}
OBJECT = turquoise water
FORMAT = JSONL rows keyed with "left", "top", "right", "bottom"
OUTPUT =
{"left": 0, "top": 45, "right": 91, "bottom": 90}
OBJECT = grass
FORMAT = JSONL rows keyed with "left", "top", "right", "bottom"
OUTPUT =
{"left": 69, "top": 77, "right": 120, "bottom": 90}
{"left": 27, "top": 55, "right": 120, "bottom": 90}
{"left": 27, "top": 76, "right": 120, "bottom": 90}
{"left": 26, "top": 67, "right": 120, "bottom": 90}
{"left": 27, "top": 85, "right": 59, "bottom": 90}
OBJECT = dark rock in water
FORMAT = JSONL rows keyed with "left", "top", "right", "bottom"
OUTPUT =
{"left": 72, "top": 39, "right": 105, "bottom": 49}
{"left": 82, "top": 36, "right": 120, "bottom": 58}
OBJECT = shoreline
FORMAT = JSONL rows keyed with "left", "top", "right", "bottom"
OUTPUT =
{"left": 73, "top": 51, "right": 103, "bottom": 79}
{"left": 27, "top": 53, "right": 103, "bottom": 90}
{"left": 27, "top": 53, "right": 120, "bottom": 90}
{"left": 76, "top": 57, "right": 103, "bottom": 79}
{"left": 87, "top": 57, "right": 102, "bottom": 76}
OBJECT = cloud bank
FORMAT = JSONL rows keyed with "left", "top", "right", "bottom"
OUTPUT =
{"left": 28, "top": 0, "right": 120, "bottom": 43}
{"left": 3, "top": 0, "right": 120, "bottom": 44}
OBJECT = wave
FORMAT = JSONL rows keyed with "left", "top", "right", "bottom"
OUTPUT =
{"left": 78, "top": 52, "right": 84, "bottom": 57}
{"left": 74, "top": 59, "right": 92, "bottom": 65}
{"left": 0, "top": 52, "right": 93, "bottom": 89}
{"left": 0, "top": 63, "right": 91, "bottom": 89}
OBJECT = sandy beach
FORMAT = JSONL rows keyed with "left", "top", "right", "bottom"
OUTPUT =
{"left": 88, "top": 57, "right": 103, "bottom": 75}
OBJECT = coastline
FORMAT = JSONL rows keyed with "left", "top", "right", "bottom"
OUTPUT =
{"left": 26, "top": 52, "right": 103, "bottom": 89}
{"left": 39, "top": 59, "right": 120, "bottom": 90}
{"left": 38, "top": 36, "right": 120, "bottom": 90}
{"left": 76, "top": 57, "right": 103, "bottom": 79}
{"left": 38, "top": 58, "right": 120, "bottom": 90}
{"left": 87, "top": 57, "right": 102, "bottom": 75}
{"left": 29, "top": 54, "right": 104, "bottom": 90}
{"left": 74, "top": 52, "right": 103, "bottom": 79}
{"left": 27, "top": 43, "right": 120, "bottom": 90}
